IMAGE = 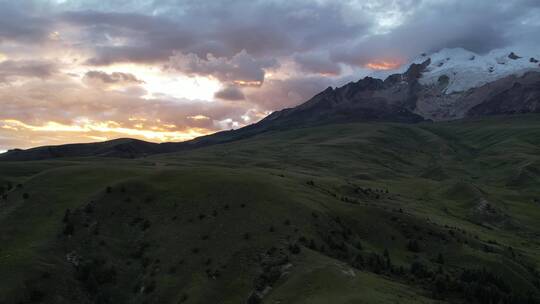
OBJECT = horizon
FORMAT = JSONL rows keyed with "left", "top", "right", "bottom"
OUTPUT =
{"left": 1, "top": 0, "right": 540, "bottom": 151}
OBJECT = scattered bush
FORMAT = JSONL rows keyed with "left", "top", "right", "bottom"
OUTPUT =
{"left": 407, "top": 239, "right": 420, "bottom": 252}
{"left": 288, "top": 243, "right": 301, "bottom": 254}
{"left": 436, "top": 253, "right": 445, "bottom": 264}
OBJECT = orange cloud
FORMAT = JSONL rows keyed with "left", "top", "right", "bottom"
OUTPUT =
{"left": 0, "top": 119, "right": 212, "bottom": 144}
{"left": 365, "top": 60, "right": 402, "bottom": 70}
{"left": 233, "top": 80, "right": 263, "bottom": 87}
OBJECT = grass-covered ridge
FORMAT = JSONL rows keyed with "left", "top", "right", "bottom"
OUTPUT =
{"left": 1, "top": 114, "right": 539, "bottom": 303}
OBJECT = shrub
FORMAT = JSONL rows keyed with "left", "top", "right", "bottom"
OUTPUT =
{"left": 63, "top": 222, "right": 74, "bottom": 236}
{"left": 436, "top": 253, "right": 444, "bottom": 264}
{"left": 288, "top": 243, "right": 301, "bottom": 254}
{"left": 407, "top": 239, "right": 420, "bottom": 252}
{"left": 143, "top": 280, "right": 156, "bottom": 294}
{"left": 179, "top": 294, "right": 189, "bottom": 303}
{"left": 141, "top": 219, "right": 151, "bottom": 231}
{"left": 63, "top": 209, "right": 71, "bottom": 223}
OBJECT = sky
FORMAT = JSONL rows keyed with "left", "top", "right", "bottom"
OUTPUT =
{"left": 0, "top": 0, "right": 539, "bottom": 151}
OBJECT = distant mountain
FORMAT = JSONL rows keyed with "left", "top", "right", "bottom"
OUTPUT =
{"left": 2, "top": 48, "right": 539, "bottom": 161}
{"left": 265, "top": 48, "right": 540, "bottom": 124}
{"left": 0, "top": 138, "right": 164, "bottom": 161}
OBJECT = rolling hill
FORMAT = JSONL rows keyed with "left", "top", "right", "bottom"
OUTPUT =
{"left": 1, "top": 114, "right": 540, "bottom": 303}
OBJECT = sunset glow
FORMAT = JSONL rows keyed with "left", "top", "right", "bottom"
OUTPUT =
{"left": 0, "top": 119, "right": 212, "bottom": 143}
{"left": 365, "top": 60, "right": 402, "bottom": 70}
{"left": 233, "top": 80, "right": 264, "bottom": 87}
{"left": 1, "top": 1, "right": 531, "bottom": 152}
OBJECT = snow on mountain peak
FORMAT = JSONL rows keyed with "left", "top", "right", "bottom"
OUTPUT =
{"left": 413, "top": 47, "right": 540, "bottom": 94}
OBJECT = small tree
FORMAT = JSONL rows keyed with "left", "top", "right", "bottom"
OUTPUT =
{"left": 63, "top": 209, "right": 71, "bottom": 223}
{"left": 407, "top": 239, "right": 420, "bottom": 252}
{"left": 288, "top": 243, "right": 301, "bottom": 254}
{"left": 436, "top": 253, "right": 445, "bottom": 264}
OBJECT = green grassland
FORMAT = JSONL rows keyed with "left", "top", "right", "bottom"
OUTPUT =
{"left": 1, "top": 114, "right": 539, "bottom": 303}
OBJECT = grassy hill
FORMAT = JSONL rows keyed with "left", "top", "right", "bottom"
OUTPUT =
{"left": 1, "top": 115, "right": 540, "bottom": 303}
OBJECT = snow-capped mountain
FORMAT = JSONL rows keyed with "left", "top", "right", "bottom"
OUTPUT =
{"left": 414, "top": 47, "right": 540, "bottom": 94}
{"left": 261, "top": 47, "right": 540, "bottom": 125}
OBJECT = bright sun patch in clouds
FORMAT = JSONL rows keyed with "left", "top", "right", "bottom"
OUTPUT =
{"left": 140, "top": 71, "right": 221, "bottom": 101}
{"left": 73, "top": 64, "right": 222, "bottom": 101}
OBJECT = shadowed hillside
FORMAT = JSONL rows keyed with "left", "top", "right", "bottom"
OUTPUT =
{"left": 1, "top": 115, "right": 540, "bottom": 303}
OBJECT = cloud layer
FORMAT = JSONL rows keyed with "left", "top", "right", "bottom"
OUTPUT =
{"left": 0, "top": 0, "right": 539, "bottom": 150}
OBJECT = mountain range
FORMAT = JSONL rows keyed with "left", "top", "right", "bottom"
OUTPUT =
{"left": 2, "top": 48, "right": 540, "bottom": 304}
{"left": 1, "top": 47, "right": 539, "bottom": 161}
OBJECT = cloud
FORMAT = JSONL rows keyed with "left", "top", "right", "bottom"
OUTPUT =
{"left": 0, "top": 60, "right": 59, "bottom": 83}
{"left": 1, "top": 0, "right": 540, "bottom": 150}
{"left": 331, "top": 1, "right": 540, "bottom": 66}
{"left": 294, "top": 52, "right": 342, "bottom": 75}
{"left": 58, "top": 1, "right": 371, "bottom": 65}
{"left": 245, "top": 75, "right": 345, "bottom": 111}
{"left": 168, "top": 50, "right": 278, "bottom": 86}
{"left": 0, "top": 73, "right": 256, "bottom": 149}
{"left": 0, "top": 1, "right": 53, "bottom": 43}
{"left": 214, "top": 86, "right": 245, "bottom": 101}
{"left": 84, "top": 70, "right": 144, "bottom": 86}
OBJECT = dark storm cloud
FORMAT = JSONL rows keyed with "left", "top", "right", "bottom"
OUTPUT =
{"left": 331, "top": 1, "right": 540, "bottom": 66}
{"left": 294, "top": 52, "right": 342, "bottom": 75}
{"left": 0, "top": 1, "right": 52, "bottom": 43}
{"left": 214, "top": 86, "right": 245, "bottom": 101}
{"left": 59, "top": 1, "right": 371, "bottom": 65}
{"left": 167, "top": 50, "right": 278, "bottom": 85}
{"left": 84, "top": 71, "right": 144, "bottom": 85}
{"left": 0, "top": 60, "right": 59, "bottom": 83}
